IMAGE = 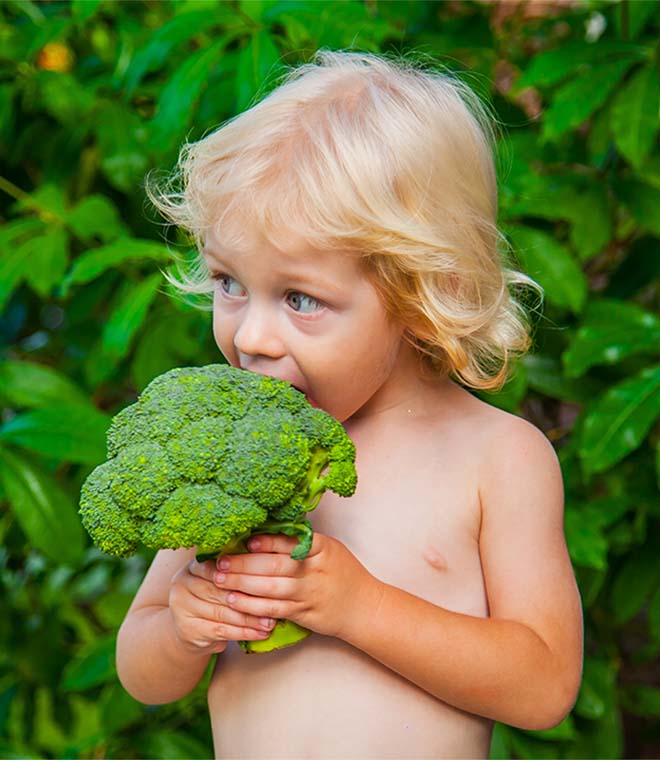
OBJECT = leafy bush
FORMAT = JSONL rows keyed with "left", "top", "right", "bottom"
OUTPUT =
{"left": 1, "top": 0, "right": 659, "bottom": 757}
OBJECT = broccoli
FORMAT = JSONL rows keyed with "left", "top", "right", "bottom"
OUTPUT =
{"left": 79, "top": 364, "right": 358, "bottom": 653}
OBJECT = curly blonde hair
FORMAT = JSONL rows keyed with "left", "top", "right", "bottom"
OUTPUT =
{"left": 145, "top": 48, "right": 543, "bottom": 392}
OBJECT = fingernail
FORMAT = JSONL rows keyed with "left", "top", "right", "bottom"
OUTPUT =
{"left": 227, "top": 593, "right": 237, "bottom": 604}
{"left": 215, "top": 572, "right": 226, "bottom": 584}
{"left": 260, "top": 617, "right": 275, "bottom": 629}
{"left": 248, "top": 537, "right": 261, "bottom": 551}
{"left": 218, "top": 557, "right": 230, "bottom": 570}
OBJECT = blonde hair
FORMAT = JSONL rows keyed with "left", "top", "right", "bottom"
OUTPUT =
{"left": 145, "top": 48, "right": 543, "bottom": 392}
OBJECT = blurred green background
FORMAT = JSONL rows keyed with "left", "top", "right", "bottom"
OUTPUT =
{"left": 1, "top": 0, "right": 660, "bottom": 757}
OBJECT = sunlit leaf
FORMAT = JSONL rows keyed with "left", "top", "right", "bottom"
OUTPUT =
{"left": 236, "top": 29, "right": 283, "bottom": 112}
{"left": 65, "top": 195, "right": 129, "bottom": 243}
{"left": 562, "top": 299, "right": 660, "bottom": 378}
{"left": 541, "top": 59, "right": 635, "bottom": 143}
{"left": 60, "top": 238, "right": 170, "bottom": 295}
{"left": 101, "top": 273, "right": 162, "bottom": 362}
{"left": 579, "top": 365, "right": 660, "bottom": 474}
{"left": 149, "top": 39, "right": 227, "bottom": 152}
{"left": 611, "top": 63, "right": 660, "bottom": 169}
{"left": 19, "top": 226, "right": 69, "bottom": 297}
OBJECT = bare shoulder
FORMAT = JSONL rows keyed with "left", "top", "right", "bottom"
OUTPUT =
{"left": 449, "top": 387, "right": 562, "bottom": 511}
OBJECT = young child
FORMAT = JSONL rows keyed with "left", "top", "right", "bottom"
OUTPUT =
{"left": 117, "top": 49, "right": 583, "bottom": 759}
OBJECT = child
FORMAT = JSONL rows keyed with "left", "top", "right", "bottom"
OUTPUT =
{"left": 117, "top": 49, "right": 583, "bottom": 759}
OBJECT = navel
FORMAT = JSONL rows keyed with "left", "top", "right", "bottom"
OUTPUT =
{"left": 423, "top": 546, "right": 448, "bottom": 571}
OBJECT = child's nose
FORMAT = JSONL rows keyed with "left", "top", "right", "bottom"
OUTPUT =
{"left": 233, "top": 303, "right": 285, "bottom": 359}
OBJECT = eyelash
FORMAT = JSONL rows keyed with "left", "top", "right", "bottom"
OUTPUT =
{"left": 211, "top": 273, "right": 325, "bottom": 315}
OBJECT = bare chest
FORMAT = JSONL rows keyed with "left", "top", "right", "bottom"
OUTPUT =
{"left": 312, "top": 419, "right": 488, "bottom": 617}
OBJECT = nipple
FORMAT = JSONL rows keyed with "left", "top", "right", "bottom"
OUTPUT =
{"left": 423, "top": 547, "right": 447, "bottom": 572}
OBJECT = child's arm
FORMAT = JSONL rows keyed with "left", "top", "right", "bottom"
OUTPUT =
{"left": 116, "top": 547, "right": 274, "bottom": 704}
{"left": 213, "top": 418, "right": 583, "bottom": 730}
{"left": 343, "top": 418, "right": 583, "bottom": 729}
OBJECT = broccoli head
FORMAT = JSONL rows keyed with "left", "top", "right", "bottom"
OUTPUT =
{"left": 78, "top": 364, "right": 358, "bottom": 653}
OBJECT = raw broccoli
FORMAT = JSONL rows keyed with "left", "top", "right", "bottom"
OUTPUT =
{"left": 78, "top": 364, "right": 358, "bottom": 653}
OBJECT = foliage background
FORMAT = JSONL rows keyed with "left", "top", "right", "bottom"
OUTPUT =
{"left": 1, "top": 0, "right": 659, "bottom": 757}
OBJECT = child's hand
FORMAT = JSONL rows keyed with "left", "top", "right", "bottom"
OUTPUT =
{"left": 168, "top": 558, "right": 277, "bottom": 655}
{"left": 213, "top": 533, "right": 380, "bottom": 640}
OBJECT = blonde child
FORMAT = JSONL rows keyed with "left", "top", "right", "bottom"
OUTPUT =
{"left": 117, "top": 49, "right": 583, "bottom": 759}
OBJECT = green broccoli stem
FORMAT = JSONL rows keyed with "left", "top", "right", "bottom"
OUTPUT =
{"left": 299, "top": 448, "right": 330, "bottom": 512}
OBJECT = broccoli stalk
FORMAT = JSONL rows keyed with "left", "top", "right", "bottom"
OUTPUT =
{"left": 79, "top": 364, "right": 358, "bottom": 654}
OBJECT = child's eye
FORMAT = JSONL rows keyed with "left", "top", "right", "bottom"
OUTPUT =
{"left": 287, "top": 292, "right": 323, "bottom": 314}
{"left": 214, "top": 274, "right": 246, "bottom": 297}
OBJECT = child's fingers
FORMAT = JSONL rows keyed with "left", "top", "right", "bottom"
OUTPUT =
{"left": 215, "top": 551, "right": 300, "bottom": 577}
{"left": 247, "top": 534, "right": 299, "bottom": 554}
{"left": 215, "top": 570, "right": 298, "bottom": 601}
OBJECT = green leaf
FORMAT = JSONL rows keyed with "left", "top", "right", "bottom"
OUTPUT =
{"left": 60, "top": 238, "right": 170, "bottom": 296}
{"left": 65, "top": 195, "right": 128, "bottom": 243}
{"left": 19, "top": 226, "right": 69, "bottom": 297}
{"left": 616, "top": 179, "right": 660, "bottom": 236}
{"left": 506, "top": 176, "right": 611, "bottom": 263}
{"left": 94, "top": 100, "right": 149, "bottom": 193}
{"left": 70, "top": 0, "right": 102, "bottom": 20}
{"left": 61, "top": 635, "right": 117, "bottom": 691}
{"left": 0, "top": 403, "right": 110, "bottom": 464}
{"left": 562, "top": 299, "right": 660, "bottom": 378}
{"left": 236, "top": 29, "right": 283, "bottom": 112}
{"left": 138, "top": 730, "right": 214, "bottom": 760}
{"left": 101, "top": 273, "right": 162, "bottom": 363}
{"left": 488, "top": 722, "right": 513, "bottom": 759}
{"left": 565, "top": 505, "right": 608, "bottom": 570}
{"left": 574, "top": 658, "right": 617, "bottom": 720}
{"left": 513, "top": 40, "right": 648, "bottom": 91}
{"left": 149, "top": 39, "right": 226, "bottom": 152}
{"left": 611, "top": 63, "right": 660, "bottom": 169}
{"left": 0, "top": 247, "right": 28, "bottom": 312}
{"left": 123, "top": 8, "right": 236, "bottom": 96}
{"left": 523, "top": 713, "right": 577, "bottom": 741}
{"left": 541, "top": 58, "right": 636, "bottom": 143}
{"left": 477, "top": 360, "right": 527, "bottom": 412}
{"left": 522, "top": 355, "right": 602, "bottom": 403}
{"left": 0, "top": 447, "right": 84, "bottom": 566}
{"left": 505, "top": 225, "right": 588, "bottom": 313}
{"left": 98, "top": 683, "right": 143, "bottom": 734}
{"left": 0, "top": 360, "right": 89, "bottom": 409}
{"left": 610, "top": 546, "right": 660, "bottom": 624}
{"left": 579, "top": 365, "right": 660, "bottom": 475}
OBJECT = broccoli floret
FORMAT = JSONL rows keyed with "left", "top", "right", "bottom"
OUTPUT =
{"left": 78, "top": 363, "right": 358, "bottom": 653}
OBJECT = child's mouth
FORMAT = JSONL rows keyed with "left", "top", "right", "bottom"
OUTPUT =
{"left": 293, "top": 384, "right": 319, "bottom": 409}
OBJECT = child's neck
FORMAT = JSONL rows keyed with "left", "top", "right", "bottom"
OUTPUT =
{"left": 346, "top": 344, "right": 455, "bottom": 426}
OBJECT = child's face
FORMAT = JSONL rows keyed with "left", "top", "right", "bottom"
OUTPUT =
{"left": 202, "top": 229, "right": 407, "bottom": 422}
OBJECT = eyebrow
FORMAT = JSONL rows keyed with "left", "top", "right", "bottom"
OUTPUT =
{"left": 202, "top": 246, "right": 345, "bottom": 298}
